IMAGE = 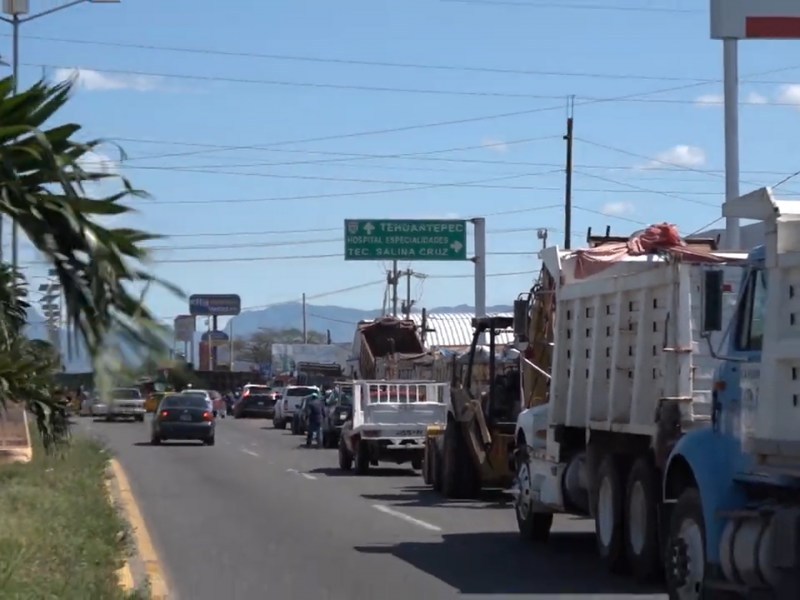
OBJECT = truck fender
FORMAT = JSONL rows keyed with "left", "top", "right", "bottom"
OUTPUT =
{"left": 663, "top": 428, "right": 747, "bottom": 564}
{"left": 515, "top": 406, "right": 539, "bottom": 449}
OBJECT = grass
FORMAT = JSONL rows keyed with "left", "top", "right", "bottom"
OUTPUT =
{"left": 0, "top": 434, "right": 149, "bottom": 599}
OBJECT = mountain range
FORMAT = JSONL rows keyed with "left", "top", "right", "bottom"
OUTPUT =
{"left": 24, "top": 303, "right": 514, "bottom": 372}
{"left": 228, "top": 303, "right": 514, "bottom": 343}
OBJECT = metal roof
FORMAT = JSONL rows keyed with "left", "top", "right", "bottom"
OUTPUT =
{"left": 407, "top": 312, "right": 515, "bottom": 349}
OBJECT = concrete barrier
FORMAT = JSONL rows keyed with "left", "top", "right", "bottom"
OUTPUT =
{"left": 0, "top": 404, "right": 32, "bottom": 464}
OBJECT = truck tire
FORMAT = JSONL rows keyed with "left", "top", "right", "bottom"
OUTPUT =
{"left": 338, "top": 435, "right": 353, "bottom": 471}
{"left": 515, "top": 454, "right": 554, "bottom": 541}
{"left": 625, "top": 455, "right": 663, "bottom": 583}
{"left": 594, "top": 454, "right": 629, "bottom": 574}
{"left": 422, "top": 438, "right": 433, "bottom": 485}
{"left": 442, "top": 418, "right": 479, "bottom": 499}
{"left": 354, "top": 440, "right": 370, "bottom": 475}
{"left": 431, "top": 437, "right": 444, "bottom": 492}
{"left": 665, "top": 487, "right": 707, "bottom": 600}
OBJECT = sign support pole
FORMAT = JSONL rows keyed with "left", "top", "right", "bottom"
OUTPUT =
{"left": 472, "top": 217, "right": 487, "bottom": 345}
{"left": 723, "top": 38, "right": 740, "bottom": 250}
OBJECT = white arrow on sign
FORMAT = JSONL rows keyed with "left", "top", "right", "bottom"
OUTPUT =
{"left": 450, "top": 240, "right": 463, "bottom": 253}
{"left": 363, "top": 222, "right": 375, "bottom": 235}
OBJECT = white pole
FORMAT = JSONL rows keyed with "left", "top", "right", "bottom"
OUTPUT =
{"left": 229, "top": 319, "right": 235, "bottom": 370}
{"left": 207, "top": 318, "right": 212, "bottom": 371}
{"left": 472, "top": 217, "right": 487, "bottom": 345}
{"left": 723, "top": 38, "right": 740, "bottom": 250}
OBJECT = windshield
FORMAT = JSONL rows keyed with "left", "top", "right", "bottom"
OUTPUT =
{"left": 112, "top": 389, "right": 141, "bottom": 400}
{"left": 182, "top": 392, "right": 209, "bottom": 403}
{"left": 161, "top": 395, "right": 208, "bottom": 409}
{"left": 245, "top": 386, "right": 271, "bottom": 394}
{"left": 287, "top": 387, "right": 316, "bottom": 397}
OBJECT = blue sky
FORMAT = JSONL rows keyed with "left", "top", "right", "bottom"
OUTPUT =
{"left": 6, "top": 0, "right": 800, "bottom": 329}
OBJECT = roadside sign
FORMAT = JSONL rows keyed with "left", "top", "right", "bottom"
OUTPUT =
{"left": 189, "top": 294, "right": 242, "bottom": 316}
{"left": 173, "top": 315, "right": 195, "bottom": 342}
{"left": 344, "top": 219, "right": 468, "bottom": 261}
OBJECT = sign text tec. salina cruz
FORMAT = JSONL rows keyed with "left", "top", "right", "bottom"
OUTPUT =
{"left": 344, "top": 219, "right": 468, "bottom": 261}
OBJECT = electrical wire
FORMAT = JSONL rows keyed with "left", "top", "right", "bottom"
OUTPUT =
{"left": 38, "top": 62, "right": 795, "bottom": 108}
{"left": 11, "top": 32, "right": 763, "bottom": 84}
{"left": 440, "top": 0, "right": 701, "bottom": 14}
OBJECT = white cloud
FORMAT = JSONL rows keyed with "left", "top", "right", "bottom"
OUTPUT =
{"left": 694, "top": 91, "right": 769, "bottom": 107}
{"left": 481, "top": 137, "right": 509, "bottom": 153}
{"left": 694, "top": 93, "right": 723, "bottom": 107}
{"left": 53, "top": 68, "right": 163, "bottom": 92}
{"left": 746, "top": 91, "right": 768, "bottom": 105}
{"left": 602, "top": 201, "right": 634, "bottom": 216}
{"left": 776, "top": 84, "right": 800, "bottom": 109}
{"left": 77, "top": 150, "right": 119, "bottom": 176}
{"left": 642, "top": 145, "right": 706, "bottom": 170}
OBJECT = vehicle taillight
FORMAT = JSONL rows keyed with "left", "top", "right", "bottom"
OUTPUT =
{"left": 243, "top": 389, "right": 250, "bottom": 397}
{"left": 160, "top": 410, "right": 168, "bottom": 417}
{"left": 202, "top": 411, "right": 212, "bottom": 421}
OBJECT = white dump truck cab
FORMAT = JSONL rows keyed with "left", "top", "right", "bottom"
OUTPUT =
{"left": 338, "top": 380, "right": 448, "bottom": 475}
{"left": 663, "top": 187, "right": 800, "bottom": 599}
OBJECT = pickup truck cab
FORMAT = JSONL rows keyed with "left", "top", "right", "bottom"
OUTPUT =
{"left": 272, "top": 385, "right": 319, "bottom": 430}
{"left": 105, "top": 387, "right": 146, "bottom": 422}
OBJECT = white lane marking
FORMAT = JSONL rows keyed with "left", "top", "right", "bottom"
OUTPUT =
{"left": 241, "top": 449, "right": 259, "bottom": 457}
{"left": 286, "top": 468, "right": 298, "bottom": 474}
{"left": 372, "top": 504, "right": 442, "bottom": 532}
{"left": 300, "top": 473, "right": 317, "bottom": 480}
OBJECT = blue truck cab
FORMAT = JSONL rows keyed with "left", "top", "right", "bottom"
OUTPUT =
{"left": 663, "top": 188, "right": 800, "bottom": 599}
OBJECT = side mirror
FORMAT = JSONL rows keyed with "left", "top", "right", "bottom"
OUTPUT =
{"left": 702, "top": 270, "right": 724, "bottom": 332}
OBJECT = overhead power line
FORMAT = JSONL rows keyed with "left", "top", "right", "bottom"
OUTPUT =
{"left": 441, "top": 0, "right": 701, "bottom": 14}
{"left": 10, "top": 33, "right": 735, "bottom": 82}
{"left": 35, "top": 62, "right": 796, "bottom": 107}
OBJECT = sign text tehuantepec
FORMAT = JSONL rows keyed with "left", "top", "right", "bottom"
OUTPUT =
{"left": 344, "top": 219, "right": 468, "bottom": 261}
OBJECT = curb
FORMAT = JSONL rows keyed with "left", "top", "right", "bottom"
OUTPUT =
{"left": 108, "top": 458, "right": 170, "bottom": 599}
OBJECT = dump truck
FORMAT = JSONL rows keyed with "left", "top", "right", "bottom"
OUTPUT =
{"left": 511, "top": 219, "right": 751, "bottom": 590}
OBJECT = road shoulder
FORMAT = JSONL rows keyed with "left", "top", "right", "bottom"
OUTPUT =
{"left": 108, "top": 457, "right": 171, "bottom": 599}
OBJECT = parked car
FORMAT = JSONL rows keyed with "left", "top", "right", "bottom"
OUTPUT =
{"left": 272, "top": 385, "right": 318, "bottom": 430}
{"left": 234, "top": 391, "right": 277, "bottom": 419}
{"left": 322, "top": 388, "right": 353, "bottom": 448}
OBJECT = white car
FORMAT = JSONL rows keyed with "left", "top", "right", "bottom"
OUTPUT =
{"left": 105, "top": 387, "right": 146, "bottom": 422}
{"left": 181, "top": 389, "right": 223, "bottom": 418}
{"left": 272, "top": 385, "right": 319, "bottom": 430}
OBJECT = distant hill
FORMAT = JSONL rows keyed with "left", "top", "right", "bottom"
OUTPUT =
{"left": 228, "top": 303, "right": 514, "bottom": 342}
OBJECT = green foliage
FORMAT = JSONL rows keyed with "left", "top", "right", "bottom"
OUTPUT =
{"left": 0, "top": 74, "right": 181, "bottom": 448}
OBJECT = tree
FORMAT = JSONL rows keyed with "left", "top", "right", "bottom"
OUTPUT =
{"left": 0, "top": 75, "right": 176, "bottom": 448}
{"left": 232, "top": 327, "right": 327, "bottom": 364}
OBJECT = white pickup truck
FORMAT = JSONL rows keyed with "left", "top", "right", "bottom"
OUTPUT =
{"left": 338, "top": 380, "right": 448, "bottom": 475}
{"left": 103, "top": 387, "right": 146, "bottom": 422}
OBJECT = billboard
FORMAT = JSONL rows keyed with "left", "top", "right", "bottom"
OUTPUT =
{"left": 173, "top": 315, "right": 195, "bottom": 342}
{"left": 189, "top": 294, "right": 242, "bottom": 317}
{"left": 271, "top": 344, "right": 351, "bottom": 374}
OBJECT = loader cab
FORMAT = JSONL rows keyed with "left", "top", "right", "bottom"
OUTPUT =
{"left": 464, "top": 315, "right": 520, "bottom": 431}
{"left": 701, "top": 246, "right": 766, "bottom": 435}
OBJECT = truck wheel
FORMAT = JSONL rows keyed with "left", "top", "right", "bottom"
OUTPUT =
{"left": 338, "top": 436, "right": 353, "bottom": 471}
{"left": 594, "top": 454, "right": 629, "bottom": 574}
{"left": 442, "top": 419, "right": 479, "bottom": 499}
{"left": 422, "top": 438, "right": 433, "bottom": 485}
{"left": 625, "top": 455, "right": 663, "bottom": 583}
{"left": 515, "top": 459, "right": 553, "bottom": 541}
{"left": 665, "top": 487, "right": 707, "bottom": 600}
{"left": 431, "top": 437, "right": 444, "bottom": 492}
{"left": 354, "top": 440, "right": 370, "bottom": 475}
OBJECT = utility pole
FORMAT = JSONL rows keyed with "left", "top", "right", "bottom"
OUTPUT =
{"left": 390, "top": 260, "right": 399, "bottom": 317}
{"left": 301, "top": 292, "right": 307, "bottom": 343}
{"left": 401, "top": 268, "right": 416, "bottom": 319}
{"left": 564, "top": 96, "right": 575, "bottom": 250}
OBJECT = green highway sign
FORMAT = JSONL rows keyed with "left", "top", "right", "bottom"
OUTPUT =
{"left": 344, "top": 219, "right": 468, "bottom": 261}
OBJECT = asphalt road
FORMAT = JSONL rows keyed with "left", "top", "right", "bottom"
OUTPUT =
{"left": 75, "top": 415, "right": 667, "bottom": 600}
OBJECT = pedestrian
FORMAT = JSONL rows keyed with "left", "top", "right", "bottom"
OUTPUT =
{"left": 305, "top": 392, "right": 323, "bottom": 448}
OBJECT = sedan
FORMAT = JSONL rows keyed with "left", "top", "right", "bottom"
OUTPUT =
{"left": 233, "top": 393, "right": 277, "bottom": 419}
{"left": 151, "top": 394, "right": 216, "bottom": 446}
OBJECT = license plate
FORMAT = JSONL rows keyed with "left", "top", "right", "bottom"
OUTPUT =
{"left": 257, "top": 402, "right": 264, "bottom": 406}
{"left": 180, "top": 414, "right": 192, "bottom": 421}
{"left": 396, "top": 430, "right": 424, "bottom": 437}
{"left": 121, "top": 409, "right": 132, "bottom": 414}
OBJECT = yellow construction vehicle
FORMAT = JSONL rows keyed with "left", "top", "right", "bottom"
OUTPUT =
{"left": 421, "top": 265, "right": 556, "bottom": 498}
